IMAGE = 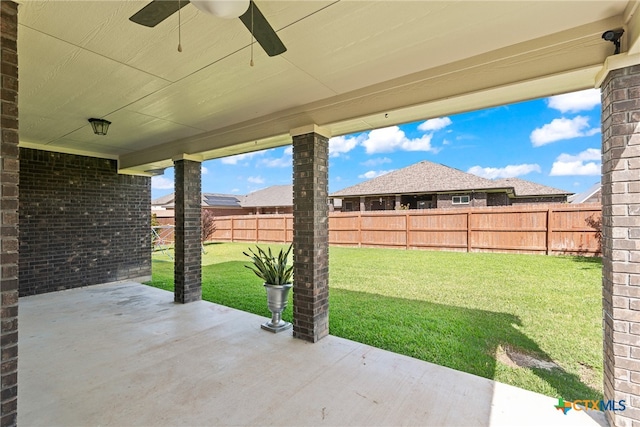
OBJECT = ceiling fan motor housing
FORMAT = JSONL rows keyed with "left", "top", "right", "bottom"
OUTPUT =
{"left": 191, "top": 0, "right": 249, "bottom": 19}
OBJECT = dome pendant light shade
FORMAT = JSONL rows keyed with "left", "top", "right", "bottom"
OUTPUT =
{"left": 191, "top": 0, "right": 250, "bottom": 19}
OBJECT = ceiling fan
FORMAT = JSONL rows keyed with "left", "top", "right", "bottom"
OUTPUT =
{"left": 129, "top": 0, "right": 286, "bottom": 57}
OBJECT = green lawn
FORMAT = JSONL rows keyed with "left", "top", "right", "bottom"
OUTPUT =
{"left": 148, "top": 242, "right": 603, "bottom": 401}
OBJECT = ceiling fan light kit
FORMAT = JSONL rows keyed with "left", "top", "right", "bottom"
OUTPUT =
{"left": 191, "top": 0, "right": 249, "bottom": 19}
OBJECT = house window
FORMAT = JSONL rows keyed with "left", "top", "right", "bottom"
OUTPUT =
{"left": 344, "top": 201, "right": 353, "bottom": 212}
{"left": 452, "top": 195, "right": 470, "bottom": 205}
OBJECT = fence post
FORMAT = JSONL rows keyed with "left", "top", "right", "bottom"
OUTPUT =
{"left": 255, "top": 216, "right": 259, "bottom": 243}
{"left": 546, "top": 208, "right": 552, "bottom": 255}
{"left": 467, "top": 211, "right": 472, "bottom": 253}
{"left": 406, "top": 212, "right": 410, "bottom": 250}
{"left": 358, "top": 212, "right": 362, "bottom": 247}
{"left": 283, "top": 215, "right": 287, "bottom": 243}
{"left": 230, "top": 217, "right": 235, "bottom": 242}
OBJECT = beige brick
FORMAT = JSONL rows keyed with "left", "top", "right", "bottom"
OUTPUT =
{"left": 614, "top": 308, "right": 640, "bottom": 322}
{"left": 611, "top": 412, "right": 633, "bottom": 427}
{"left": 614, "top": 380, "right": 640, "bottom": 396}
{"left": 617, "top": 356, "right": 640, "bottom": 371}
{"left": 614, "top": 250, "right": 631, "bottom": 261}
{"left": 615, "top": 296, "right": 631, "bottom": 308}
{"left": 613, "top": 263, "right": 640, "bottom": 274}
{"left": 620, "top": 145, "right": 640, "bottom": 159}
{"left": 614, "top": 228, "right": 631, "bottom": 238}
{"left": 611, "top": 217, "right": 640, "bottom": 227}
{"left": 615, "top": 321, "right": 631, "bottom": 332}
{"left": 615, "top": 332, "right": 640, "bottom": 346}
{"left": 612, "top": 180, "right": 640, "bottom": 194}
{"left": 616, "top": 343, "right": 632, "bottom": 357}
{"left": 617, "top": 368, "right": 631, "bottom": 380}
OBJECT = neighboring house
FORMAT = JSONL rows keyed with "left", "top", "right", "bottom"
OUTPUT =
{"left": 242, "top": 184, "right": 293, "bottom": 214}
{"left": 151, "top": 185, "right": 294, "bottom": 219}
{"left": 152, "top": 192, "right": 249, "bottom": 224}
{"left": 569, "top": 182, "right": 602, "bottom": 204}
{"left": 491, "top": 177, "right": 574, "bottom": 205}
{"left": 330, "top": 160, "right": 571, "bottom": 211}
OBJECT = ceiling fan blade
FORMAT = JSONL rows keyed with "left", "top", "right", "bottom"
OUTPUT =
{"left": 239, "top": 1, "right": 286, "bottom": 57}
{"left": 130, "top": 0, "right": 191, "bottom": 28}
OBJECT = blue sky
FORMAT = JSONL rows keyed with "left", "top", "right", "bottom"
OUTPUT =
{"left": 151, "top": 88, "right": 602, "bottom": 200}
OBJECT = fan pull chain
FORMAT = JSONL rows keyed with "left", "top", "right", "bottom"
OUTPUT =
{"left": 249, "top": 2, "right": 254, "bottom": 66}
{"left": 177, "top": 0, "right": 183, "bottom": 52}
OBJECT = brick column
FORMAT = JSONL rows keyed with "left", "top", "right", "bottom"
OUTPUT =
{"left": 291, "top": 126, "right": 330, "bottom": 342}
{"left": 173, "top": 156, "right": 201, "bottom": 303}
{"left": 601, "top": 64, "right": 640, "bottom": 427}
{"left": 0, "top": 2, "right": 18, "bottom": 426}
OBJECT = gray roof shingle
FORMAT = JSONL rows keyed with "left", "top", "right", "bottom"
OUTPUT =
{"left": 330, "top": 161, "right": 506, "bottom": 197}
{"left": 330, "top": 161, "right": 571, "bottom": 197}
{"left": 241, "top": 185, "right": 293, "bottom": 208}
{"left": 492, "top": 178, "right": 571, "bottom": 197}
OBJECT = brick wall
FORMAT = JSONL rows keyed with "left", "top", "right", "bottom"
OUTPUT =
{"left": 0, "top": 2, "right": 19, "bottom": 425}
{"left": 437, "top": 192, "right": 487, "bottom": 208}
{"left": 510, "top": 196, "right": 567, "bottom": 204}
{"left": 487, "top": 192, "right": 509, "bottom": 206}
{"left": 601, "top": 64, "right": 640, "bottom": 427}
{"left": 19, "top": 149, "right": 151, "bottom": 296}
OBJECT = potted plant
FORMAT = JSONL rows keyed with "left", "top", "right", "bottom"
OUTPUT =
{"left": 244, "top": 244, "right": 293, "bottom": 333}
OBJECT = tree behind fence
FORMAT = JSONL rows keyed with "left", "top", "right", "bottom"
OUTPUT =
{"left": 206, "top": 203, "right": 601, "bottom": 256}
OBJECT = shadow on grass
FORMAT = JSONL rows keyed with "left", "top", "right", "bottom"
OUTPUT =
{"left": 330, "top": 288, "right": 601, "bottom": 402}
{"left": 147, "top": 260, "right": 601, "bottom": 402}
{"left": 568, "top": 255, "right": 602, "bottom": 266}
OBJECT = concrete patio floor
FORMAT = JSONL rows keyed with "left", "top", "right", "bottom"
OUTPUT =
{"left": 18, "top": 282, "right": 605, "bottom": 426}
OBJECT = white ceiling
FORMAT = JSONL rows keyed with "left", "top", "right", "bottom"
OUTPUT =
{"left": 17, "top": 0, "right": 640, "bottom": 175}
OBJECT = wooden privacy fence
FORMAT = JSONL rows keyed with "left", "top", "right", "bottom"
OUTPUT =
{"left": 208, "top": 203, "right": 602, "bottom": 256}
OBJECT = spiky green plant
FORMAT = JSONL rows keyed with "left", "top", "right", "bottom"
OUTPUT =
{"left": 243, "top": 244, "right": 293, "bottom": 285}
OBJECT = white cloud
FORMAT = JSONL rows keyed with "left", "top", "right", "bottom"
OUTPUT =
{"left": 260, "top": 156, "right": 291, "bottom": 168}
{"left": 361, "top": 157, "right": 392, "bottom": 167}
{"left": 329, "top": 135, "right": 362, "bottom": 157}
{"left": 547, "top": 89, "right": 600, "bottom": 113}
{"left": 467, "top": 163, "right": 541, "bottom": 179}
{"left": 550, "top": 148, "right": 601, "bottom": 176}
{"left": 151, "top": 176, "right": 174, "bottom": 190}
{"left": 418, "top": 117, "right": 452, "bottom": 132}
{"left": 201, "top": 166, "right": 208, "bottom": 175}
{"left": 358, "top": 169, "right": 394, "bottom": 179}
{"left": 247, "top": 176, "right": 265, "bottom": 184}
{"left": 231, "top": 188, "right": 240, "bottom": 193}
{"left": 530, "top": 116, "right": 600, "bottom": 147}
{"left": 362, "top": 126, "right": 435, "bottom": 154}
{"left": 260, "top": 148, "right": 292, "bottom": 168}
{"left": 556, "top": 148, "right": 600, "bottom": 162}
{"left": 221, "top": 152, "right": 260, "bottom": 165}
